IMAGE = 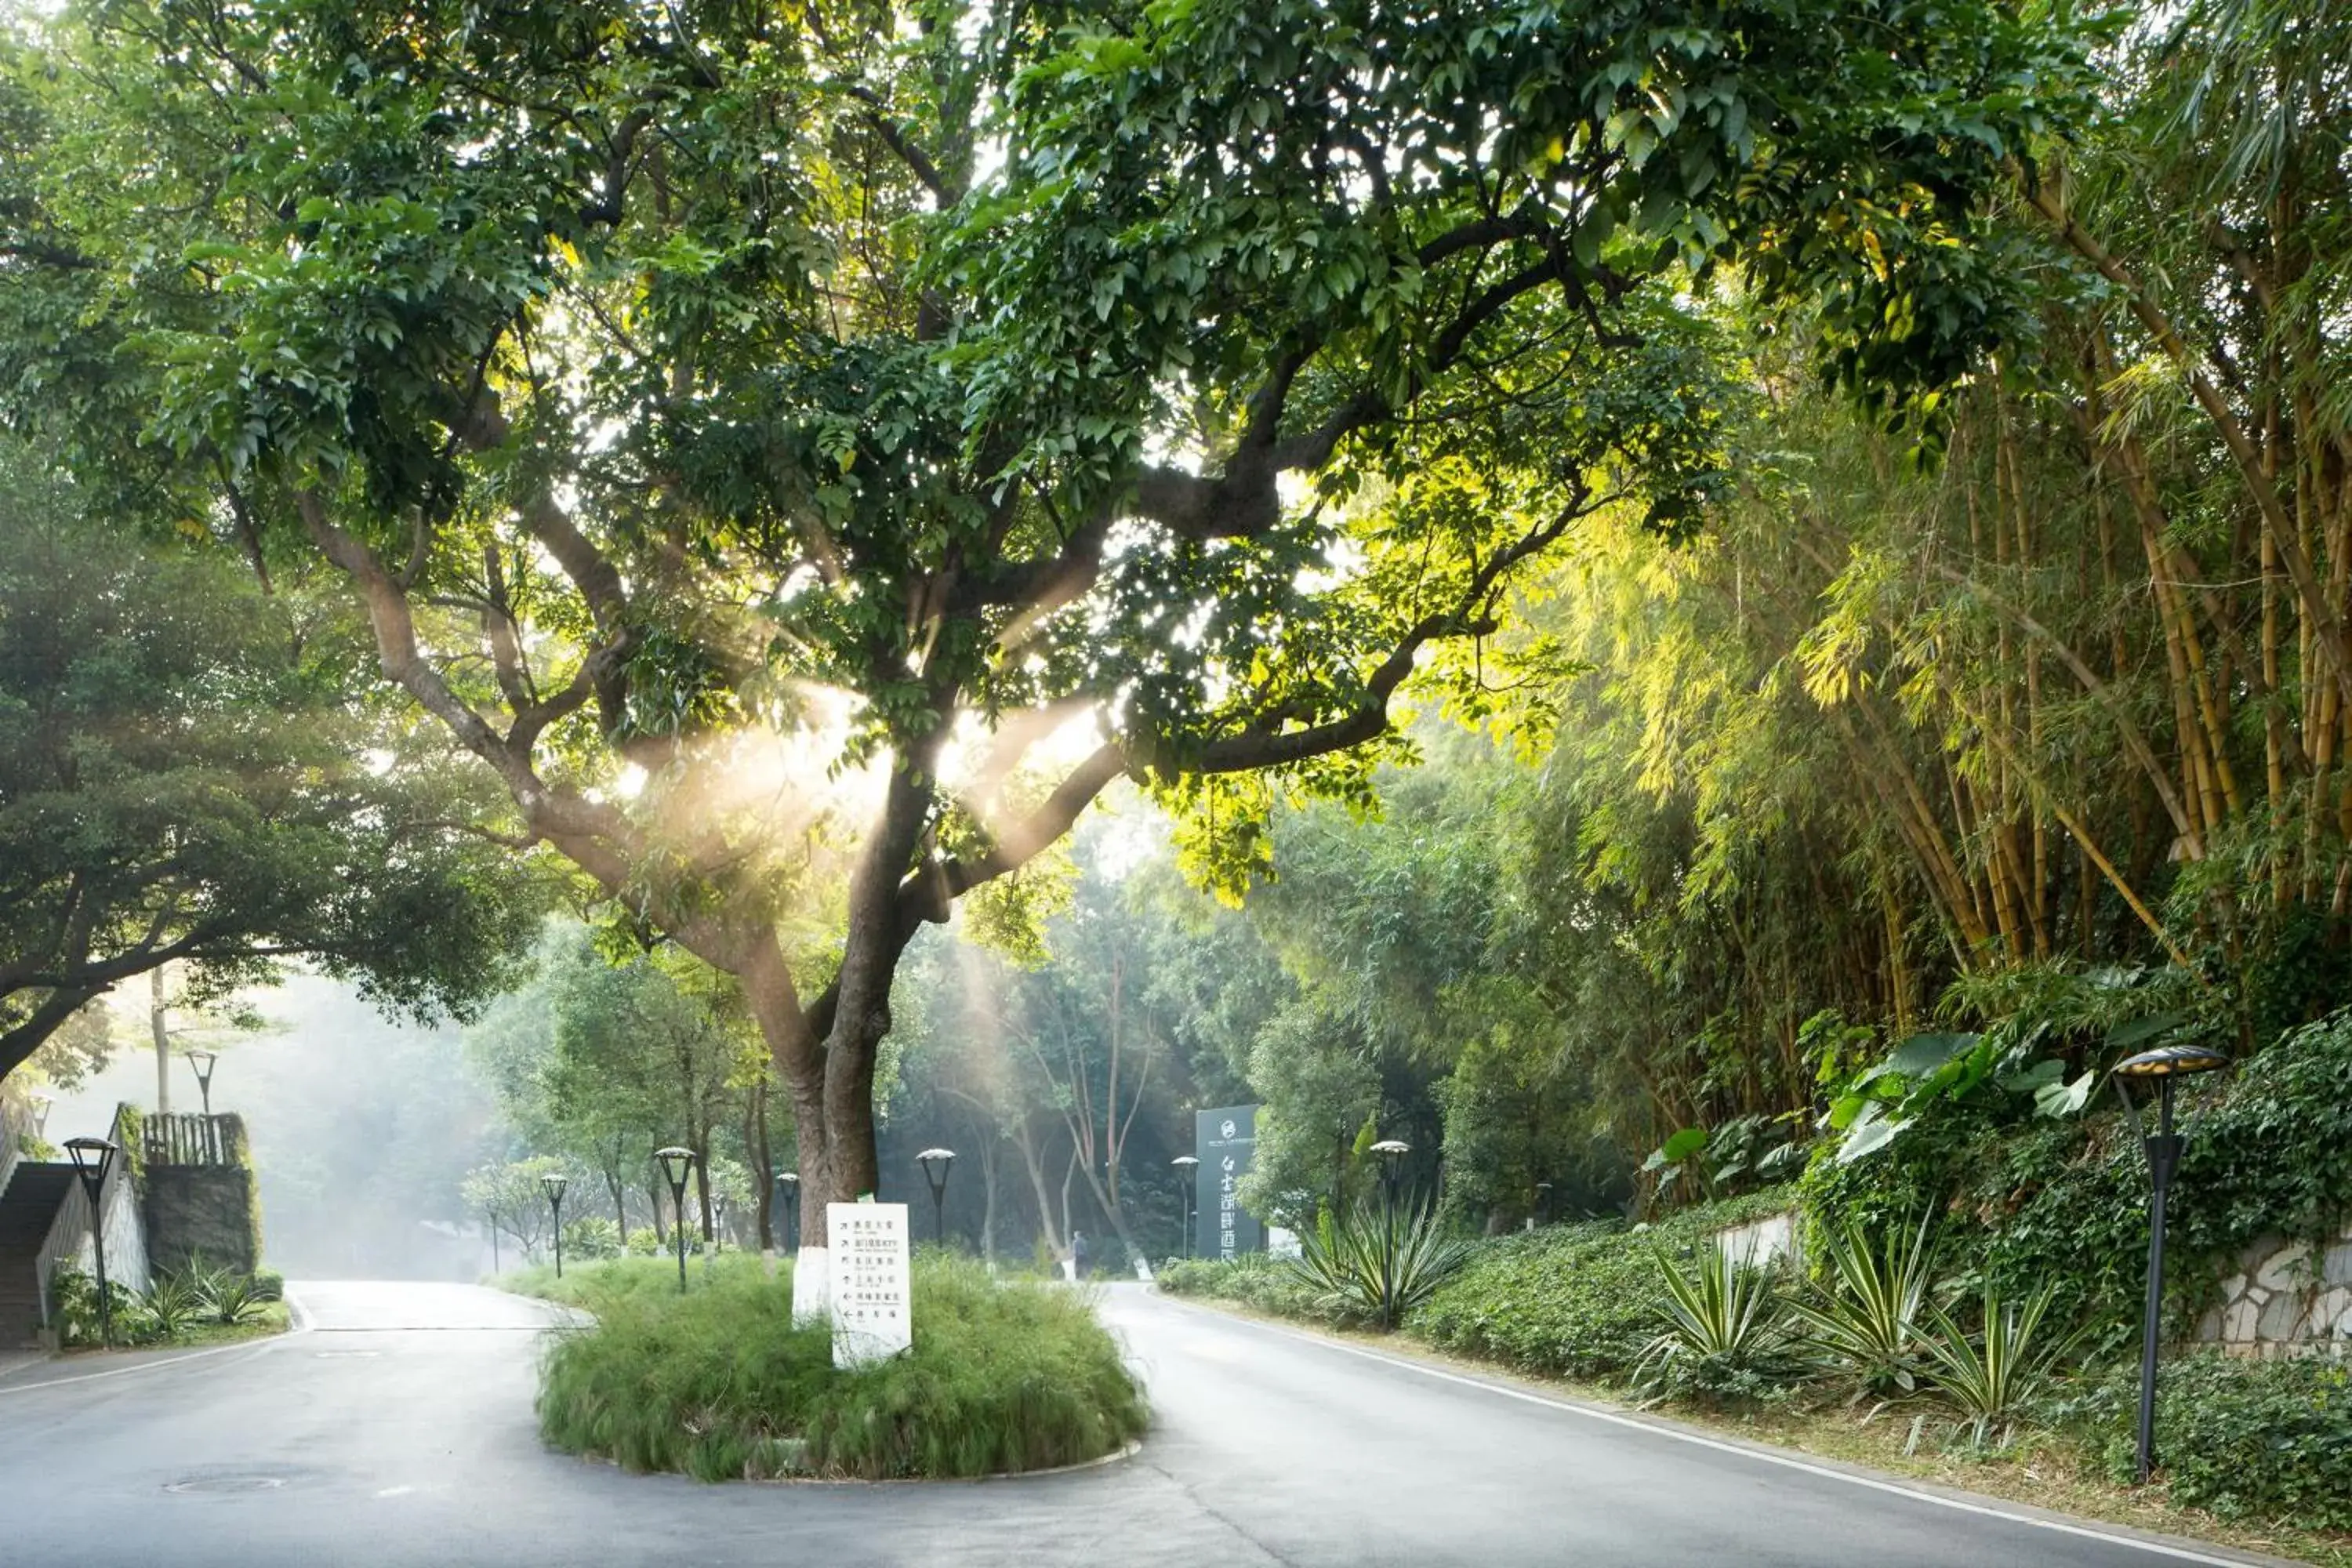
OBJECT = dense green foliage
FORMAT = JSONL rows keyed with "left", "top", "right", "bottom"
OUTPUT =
{"left": 2092, "top": 1357, "right": 2352, "bottom": 1531}
{"left": 466, "top": 924, "right": 778, "bottom": 1249}
{"left": 1163, "top": 1190, "right": 1795, "bottom": 1377}
{"left": 0, "top": 0, "right": 2096, "bottom": 1205}
{"left": 0, "top": 448, "right": 546, "bottom": 1082}
{"left": 528, "top": 1254, "right": 1145, "bottom": 1481}
{"left": 50, "top": 1260, "right": 288, "bottom": 1348}
{"left": 1806, "top": 1010, "right": 2352, "bottom": 1352}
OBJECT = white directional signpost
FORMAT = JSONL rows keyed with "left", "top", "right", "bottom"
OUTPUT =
{"left": 825, "top": 1201, "right": 912, "bottom": 1370}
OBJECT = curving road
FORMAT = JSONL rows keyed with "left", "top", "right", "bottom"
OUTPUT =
{"left": 0, "top": 1281, "right": 2288, "bottom": 1567}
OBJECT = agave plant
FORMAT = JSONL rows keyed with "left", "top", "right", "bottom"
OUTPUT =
{"left": 1785, "top": 1217, "right": 1937, "bottom": 1401}
{"left": 1920, "top": 1283, "right": 2080, "bottom": 1449}
{"left": 1636, "top": 1241, "right": 1805, "bottom": 1400}
{"left": 139, "top": 1272, "right": 209, "bottom": 1341}
{"left": 1290, "top": 1200, "right": 1471, "bottom": 1329}
{"left": 200, "top": 1269, "right": 272, "bottom": 1326}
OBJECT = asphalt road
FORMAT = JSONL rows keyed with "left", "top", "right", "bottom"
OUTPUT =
{"left": 0, "top": 1280, "right": 2284, "bottom": 1567}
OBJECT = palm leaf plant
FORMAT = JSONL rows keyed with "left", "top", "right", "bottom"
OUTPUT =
{"left": 1919, "top": 1283, "right": 2080, "bottom": 1450}
{"left": 1785, "top": 1217, "right": 1937, "bottom": 1402}
{"left": 1290, "top": 1200, "right": 1472, "bottom": 1330}
{"left": 1635, "top": 1241, "right": 1804, "bottom": 1401}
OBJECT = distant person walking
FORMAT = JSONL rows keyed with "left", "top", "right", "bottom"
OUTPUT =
{"left": 1071, "top": 1229, "right": 1091, "bottom": 1280}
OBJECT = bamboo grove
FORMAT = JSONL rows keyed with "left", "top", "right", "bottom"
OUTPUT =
{"left": 1457, "top": 0, "right": 2352, "bottom": 1181}
{"left": 1116, "top": 0, "right": 2352, "bottom": 1218}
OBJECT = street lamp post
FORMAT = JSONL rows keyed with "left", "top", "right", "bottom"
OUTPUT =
{"left": 184, "top": 1049, "right": 220, "bottom": 1119}
{"left": 916, "top": 1149, "right": 956, "bottom": 1248}
{"left": 775, "top": 1171, "right": 800, "bottom": 1252}
{"left": 63, "top": 1137, "right": 118, "bottom": 1347}
{"left": 1171, "top": 1155, "right": 1200, "bottom": 1258}
{"left": 1370, "top": 1140, "right": 1410, "bottom": 1225}
{"left": 1369, "top": 1139, "right": 1410, "bottom": 1328}
{"left": 541, "top": 1172, "right": 568, "bottom": 1279}
{"left": 712, "top": 1193, "right": 728, "bottom": 1257}
{"left": 655, "top": 1147, "right": 698, "bottom": 1294}
{"left": 2113, "top": 1042, "right": 2231, "bottom": 1484}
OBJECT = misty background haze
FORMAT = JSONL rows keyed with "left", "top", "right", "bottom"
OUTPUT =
{"left": 43, "top": 972, "right": 506, "bottom": 1279}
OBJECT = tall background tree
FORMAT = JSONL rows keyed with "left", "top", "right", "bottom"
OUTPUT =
{"left": 0, "top": 442, "right": 545, "bottom": 1082}
{"left": 0, "top": 0, "right": 2092, "bottom": 1207}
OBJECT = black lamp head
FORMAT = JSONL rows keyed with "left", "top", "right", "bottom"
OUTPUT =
{"left": 653, "top": 1146, "right": 697, "bottom": 1192}
{"left": 2114, "top": 1043, "right": 2231, "bottom": 1080}
{"left": 63, "top": 1134, "right": 117, "bottom": 1188}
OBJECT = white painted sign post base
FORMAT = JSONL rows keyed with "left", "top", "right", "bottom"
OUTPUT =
{"left": 789, "top": 1245, "right": 830, "bottom": 1327}
{"left": 825, "top": 1202, "right": 912, "bottom": 1369}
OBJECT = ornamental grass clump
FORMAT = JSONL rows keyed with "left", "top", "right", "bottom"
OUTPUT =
{"left": 535, "top": 1252, "right": 1145, "bottom": 1481}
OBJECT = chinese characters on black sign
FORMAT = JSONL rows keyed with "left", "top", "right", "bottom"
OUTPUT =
{"left": 1194, "top": 1105, "right": 1263, "bottom": 1260}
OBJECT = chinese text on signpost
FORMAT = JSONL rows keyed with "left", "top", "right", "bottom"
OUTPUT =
{"left": 825, "top": 1202, "right": 912, "bottom": 1370}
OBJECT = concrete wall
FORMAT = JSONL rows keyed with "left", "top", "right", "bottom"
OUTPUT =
{"left": 1714, "top": 1210, "right": 1801, "bottom": 1270}
{"left": 2194, "top": 1226, "right": 2352, "bottom": 1360}
{"left": 142, "top": 1166, "right": 260, "bottom": 1278}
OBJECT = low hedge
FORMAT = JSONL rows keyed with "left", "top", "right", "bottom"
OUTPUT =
{"left": 1156, "top": 1254, "right": 1339, "bottom": 1323}
{"left": 531, "top": 1253, "right": 1146, "bottom": 1481}
{"left": 1162, "top": 1189, "right": 1795, "bottom": 1385}
{"left": 2058, "top": 1355, "right": 2352, "bottom": 1530}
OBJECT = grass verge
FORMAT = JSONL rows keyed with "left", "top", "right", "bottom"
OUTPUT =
{"left": 58, "top": 1298, "right": 290, "bottom": 1355}
{"left": 510, "top": 1252, "right": 1146, "bottom": 1482}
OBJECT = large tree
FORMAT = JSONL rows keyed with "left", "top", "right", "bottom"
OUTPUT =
{"left": 0, "top": 447, "right": 545, "bottom": 1081}
{"left": 0, "top": 0, "right": 2087, "bottom": 1206}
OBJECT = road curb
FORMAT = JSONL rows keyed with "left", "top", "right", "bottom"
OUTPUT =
{"left": 729, "top": 1436, "right": 1146, "bottom": 1488}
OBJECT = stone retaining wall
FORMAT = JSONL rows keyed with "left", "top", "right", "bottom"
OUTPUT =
{"left": 142, "top": 1165, "right": 260, "bottom": 1278}
{"left": 2194, "top": 1228, "right": 2352, "bottom": 1360}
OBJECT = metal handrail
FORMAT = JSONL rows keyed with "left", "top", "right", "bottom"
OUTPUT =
{"left": 143, "top": 1111, "right": 242, "bottom": 1168}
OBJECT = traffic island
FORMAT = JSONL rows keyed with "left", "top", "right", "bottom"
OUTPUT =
{"left": 517, "top": 1253, "right": 1146, "bottom": 1481}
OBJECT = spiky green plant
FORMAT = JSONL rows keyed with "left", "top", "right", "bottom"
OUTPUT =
{"left": 138, "top": 1273, "right": 208, "bottom": 1340}
{"left": 1920, "top": 1284, "right": 2079, "bottom": 1449}
{"left": 1785, "top": 1217, "right": 1936, "bottom": 1400}
{"left": 193, "top": 1265, "right": 271, "bottom": 1326}
{"left": 1635, "top": 1241, "right": 1804, "bottom": 1400}
{"left": 1290, "top": 1200, "right": 1472, "bottom": 1330}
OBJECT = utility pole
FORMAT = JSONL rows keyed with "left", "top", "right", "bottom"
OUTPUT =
{"left": 151, "top": 967, "right": 172, "bottom": 1113}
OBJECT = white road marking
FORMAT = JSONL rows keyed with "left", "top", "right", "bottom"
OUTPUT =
{"left": 1152, "top": 1295, "right": 2282, "bottom": 1568}
{"left": 0, "top": 1335, "right": 286, "bottom": 1397}
{"left": 375, "top": 1486, "right": 414, "bottom": 1498}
